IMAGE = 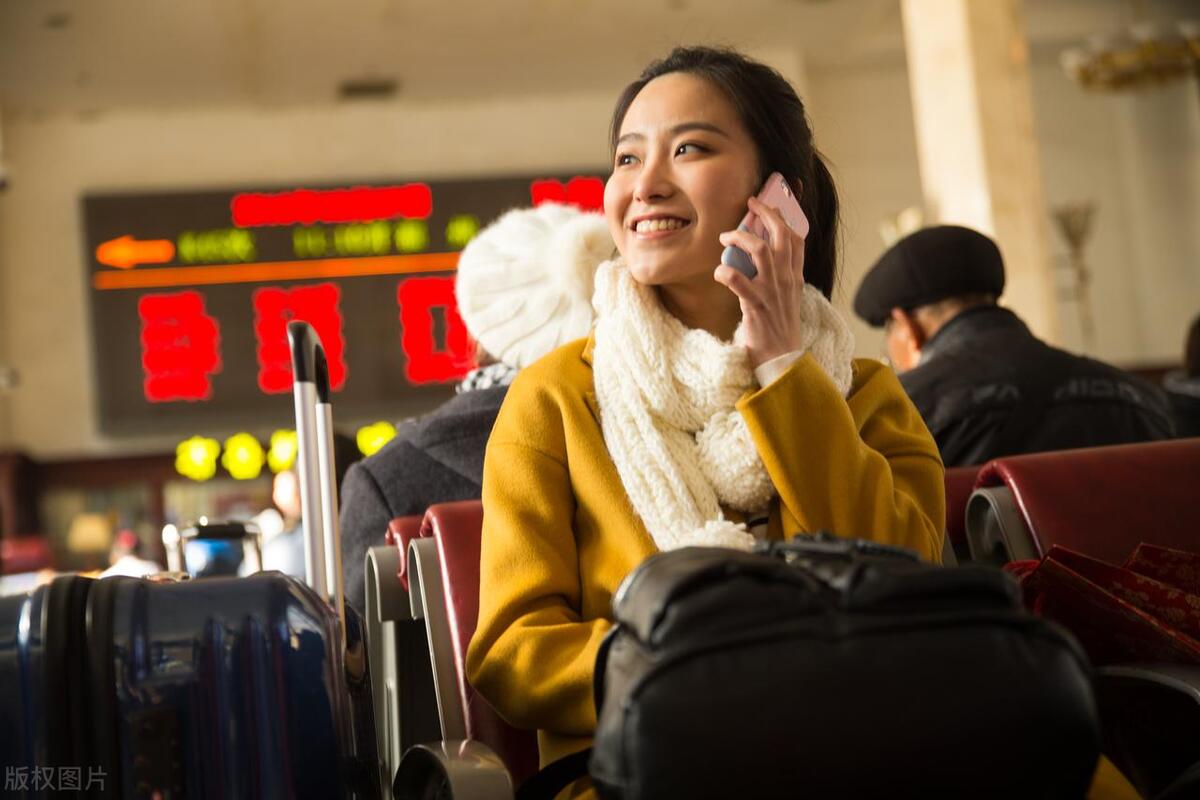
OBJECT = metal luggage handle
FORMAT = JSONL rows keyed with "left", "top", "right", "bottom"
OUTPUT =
{"left": 288, "top": 321, "right": 347, "bottom": 638}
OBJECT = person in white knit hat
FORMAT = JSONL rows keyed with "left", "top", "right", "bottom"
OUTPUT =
{"left": 338, "top": 202, "right": 612, "bottom": 615}
{"left": 466, "top": 46, "right": 947, "bottom": 794}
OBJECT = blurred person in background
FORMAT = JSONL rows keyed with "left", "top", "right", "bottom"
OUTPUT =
{"left": 339, "top": 202, "right": 612, "bottom": 615}
{"left": 265, "top": 433, "right": 361, "bottom": 580}
{"left": 854, "top": 225, "right": 1175, "bottom": 467}
{"left": 261, "top": 467, "right": 306, "bottom": 578}
{"left": 101, "top": 528, "right": 161, "bottom": 578}
{"left": 1164, "top": 312, "right": 1200, "bottom": 438}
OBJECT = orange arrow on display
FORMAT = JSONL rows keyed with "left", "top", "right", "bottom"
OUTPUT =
{"left": 96, "top": 235, "right": 176, "bottom": 269}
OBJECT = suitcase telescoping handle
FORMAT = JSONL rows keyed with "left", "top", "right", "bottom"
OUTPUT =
{"left": 288, "top": 321, "right": 347, "bottom": 634}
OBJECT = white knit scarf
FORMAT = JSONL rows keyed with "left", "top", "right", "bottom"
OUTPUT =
{"left": 591, "top": 257, "right": 856, "bottom": 552}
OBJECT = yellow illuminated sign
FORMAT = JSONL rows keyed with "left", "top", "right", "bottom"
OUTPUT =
{"left": 357, "top": 421, "right": 397, "bottom": 457}
{"left": 222, "top": 432, "right": 266, "bottom": 480}
{"left": 177, "top": 228, "right": 256, "bottom": 264}
{"left": 334, "top": 221, "right": 391, "bottom": 256}
{"left": 268, "top": 429, "right": 298, "bottom": 473}
{"left": 395, "top": 220, "right": 430, "bottom": 253}
{"left": 445, "top": 215, "right": 480, "bottom": 249}
{"left": 176, "top": 436, "right": 221, "bottom": 481}
{"left": 293, "top": 220, "right": 429, "bottom": 259}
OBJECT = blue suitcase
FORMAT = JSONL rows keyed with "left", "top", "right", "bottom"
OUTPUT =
{"left": 0, "top": 322, "right": 380, "bottom": 798}
{"left": 1, "top": 573, "right": 378, "bottom": 797}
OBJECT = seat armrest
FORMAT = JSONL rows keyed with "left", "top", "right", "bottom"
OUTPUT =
{"left": 1098, "top": 663, "right": 1200, "bottom": 702}
{"left": 393, "top": 740, "right": 514, "bottom": 800}
{"left": 965, "top": 486, "right": 1038, "bottom": 564}
{"left": 367, "top": 545, "right": 413, "bottom": 624}
{"left": 408, "top": 537, "right": 468, "bottom": 742}
{"left": 1096, "top": 663, "right": 1200, "bottom": 800}
{"left": 366, "top": 544, "right": 416, "bottom": 794}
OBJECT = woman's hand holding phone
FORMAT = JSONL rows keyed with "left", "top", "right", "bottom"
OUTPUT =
{"left": 715, "top": 174, "right": 811, "bottom": 369}
{"left": 719, "top": 173, "right": 808, "bottom": 279}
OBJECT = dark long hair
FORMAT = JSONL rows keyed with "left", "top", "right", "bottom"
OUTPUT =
{"left": 610, "top": 46, "right": 841, "bottom": 299}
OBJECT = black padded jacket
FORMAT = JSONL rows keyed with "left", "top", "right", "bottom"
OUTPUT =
{"left": 899, "top": 306, "right": 1175, "bottom": 467}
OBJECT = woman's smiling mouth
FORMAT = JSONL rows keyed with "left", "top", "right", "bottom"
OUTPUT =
{"left": 631, "top": 216, "right": 691, "bottom": 236}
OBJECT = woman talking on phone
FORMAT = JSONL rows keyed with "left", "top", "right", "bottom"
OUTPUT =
{"left": 466, "top": 46, "right": 944, "bottom": 795}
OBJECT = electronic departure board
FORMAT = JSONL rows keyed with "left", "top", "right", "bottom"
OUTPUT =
{"left": 84, "top": 173, "right": 606, "bottom": 436}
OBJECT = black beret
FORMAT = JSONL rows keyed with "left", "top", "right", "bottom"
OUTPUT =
{"left": 852, "top": 225, "right": 1005, "bottom": 327}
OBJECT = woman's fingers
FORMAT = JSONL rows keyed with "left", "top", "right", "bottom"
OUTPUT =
{"left": 747, "top": 196, "right": 793, "bottom": 250}
{"left": 748, "top": 196, "right": 804, "bottom": 288}
{"left": 719, "top": 228, "right": 771, "bottom": 277}
{"left": 713, "top": 263, "right": 758, "bottom": 303}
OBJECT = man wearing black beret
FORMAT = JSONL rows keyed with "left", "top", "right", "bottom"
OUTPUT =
{"left": 854, "top": 225, "right": 1174, "bottom": 467}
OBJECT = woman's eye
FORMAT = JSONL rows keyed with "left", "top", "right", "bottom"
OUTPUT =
{"left": 675, "top": 143, "right": 706, "bottom": 156}
{"left": 615, "top": 153, "right": 638, "bottom": 167}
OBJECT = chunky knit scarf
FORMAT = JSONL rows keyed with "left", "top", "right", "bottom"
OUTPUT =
{"left": 591, "top": 257, "right": 855, "bottom": 552}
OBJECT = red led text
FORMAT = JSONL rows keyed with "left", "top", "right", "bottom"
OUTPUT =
{"left": 139, "top": 291, "right": 222, "bottom": 402}
{"left": 253, "top": 283, "right": 348, "bottom": 394}
{"left": 232, "top": 184, "right": 433, "bottom": 227}
{"left": 397, "top": 277, "right": 476, "bottom": 385}
{"left": 530, "top": 176, "right": 604, "bottom": 212}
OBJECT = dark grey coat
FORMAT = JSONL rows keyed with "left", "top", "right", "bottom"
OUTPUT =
{"left": 339, "top": 386, "right": 508, "bottom": 614}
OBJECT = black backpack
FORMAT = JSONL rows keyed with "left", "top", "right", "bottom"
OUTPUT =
{"left": 579, "top": 535, "right": 1100, "bottom": 800}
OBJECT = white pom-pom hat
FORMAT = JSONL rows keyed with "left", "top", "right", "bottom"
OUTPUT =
{"left": 455, "top": 203, "right": 613, "bottom": 369}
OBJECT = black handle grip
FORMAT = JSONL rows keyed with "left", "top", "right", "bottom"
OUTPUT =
{"left": 314, "top": 347, "right": 330, "bottom": 404}
{"left": 181, "top": 522, "right": 256, "bottom": 541}
{"left": 286, "top": 320, "right": 329, "bottom": 399}
{"left": 762, "top": 532, "right": 920, "bottom": 563}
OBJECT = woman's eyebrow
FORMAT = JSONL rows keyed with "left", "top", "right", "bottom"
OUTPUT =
{"left": 670, "top": 121, "right": 728, "bottom": 138}
{"left": 615, "top": 121, "right": 729, "bottom": 146}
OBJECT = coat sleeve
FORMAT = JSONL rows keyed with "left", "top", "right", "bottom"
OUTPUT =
{"left": 738, "top": 355, "right": 945, "bottom": 562}
{"left": 465, "top": 386, "right": 611, "bottom": 736}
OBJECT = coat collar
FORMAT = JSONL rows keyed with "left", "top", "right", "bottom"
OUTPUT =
{"left": 581, "top": 331, "right": 600, "bottom": 421}
{"left": 581, "top": 330, "right": 596, "bottom": 367}
{"left": 920, "top": 305, "right": 1029, "bottom": 364}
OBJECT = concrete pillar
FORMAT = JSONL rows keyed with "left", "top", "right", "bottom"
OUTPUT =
{"left": 1113, "top": 83, "right": 1200, "bottom": 363}
{"left": 900, "top": 0, "right": 1060, "bottom": 343}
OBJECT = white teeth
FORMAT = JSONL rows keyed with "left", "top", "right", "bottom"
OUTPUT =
{"left": 635, "top": 218, "right": 686, "bottom": 233}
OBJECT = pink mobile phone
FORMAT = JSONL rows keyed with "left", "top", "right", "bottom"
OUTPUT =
{"left": 720, "top": 172, "right": 809, "bottom": 279}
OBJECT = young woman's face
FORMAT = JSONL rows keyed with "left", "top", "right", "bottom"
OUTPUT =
{"left": 605, "top": 72, "right": 761, "bottom": 288}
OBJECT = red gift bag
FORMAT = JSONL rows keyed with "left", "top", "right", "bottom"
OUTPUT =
{"left": 1125, "top": 543, "right": 1200, "bottom": 596}
{"left": 1010, "top": 545, "right": 1200, "bottom": 666}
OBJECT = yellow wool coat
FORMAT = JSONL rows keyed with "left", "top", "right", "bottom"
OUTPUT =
{"left": 466, "top": 334, "right": 945, "bottom": 765}
{"left": 465, "top": 334, "right": 1140, "bottom": 800}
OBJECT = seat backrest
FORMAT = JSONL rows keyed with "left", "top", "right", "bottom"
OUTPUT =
{"left": 974, "top": 438, "right": 1200, "bottom": 564}
{"left": 386, "top": 515, "right": 424, "bottom": 592}
{"left": 944, "top": 465, "right": 983, "bottom": 562}
{"left": 421, "top": 501, "right": 540, "bottom": 786}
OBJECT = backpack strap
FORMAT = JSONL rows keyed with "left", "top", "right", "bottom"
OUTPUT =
{"left": 515, "top": 748, "right": 592, "bottom": 800}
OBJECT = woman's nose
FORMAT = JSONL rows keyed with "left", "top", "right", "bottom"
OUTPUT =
{"left": 633, "top": 155, "right": 673, "bottom": 204}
